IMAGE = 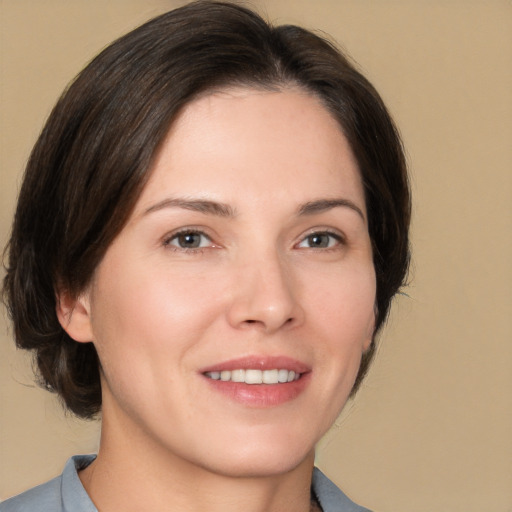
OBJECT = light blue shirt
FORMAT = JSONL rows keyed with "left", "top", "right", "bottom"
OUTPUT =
{"left": 1, "top": 455, "right": 372, "bottom": 512}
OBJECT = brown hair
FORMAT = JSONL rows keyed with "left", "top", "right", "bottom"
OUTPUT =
{"left": 2, "top": 0, "right": 410, "bottom": 418}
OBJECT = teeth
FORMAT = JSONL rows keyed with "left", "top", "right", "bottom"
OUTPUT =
{"left": 231, "top": 369, "right": 245, "bottom": 383}
{"left": 205, "top": 369, "right": 301, "bottom": 384}
{"left": 262, "top": 369, "right": 278, "bottom": 384}
{"left": 245, "top": 369, "right": 262, "bottom": 384}
{"left": 278, "top": 369, "right": 289, "bottom": 383}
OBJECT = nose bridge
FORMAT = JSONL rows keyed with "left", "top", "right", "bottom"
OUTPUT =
{"left": 227, "top": 244, "right": 303, "bottom": 333}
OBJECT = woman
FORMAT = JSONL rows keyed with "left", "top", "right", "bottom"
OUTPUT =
{"left": 1, "top": 1, "right": 410, "bottom": 511}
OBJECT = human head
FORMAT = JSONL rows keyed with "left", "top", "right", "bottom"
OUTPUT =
{"left": 2, "top": 0, "right": 410, "bottom": 419}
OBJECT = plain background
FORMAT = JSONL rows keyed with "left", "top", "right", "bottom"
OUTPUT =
{"left": 1, "top": 1, "right": 511, "bottom": 511}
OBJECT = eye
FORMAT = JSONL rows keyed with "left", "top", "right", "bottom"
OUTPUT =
{"left": 165, "top": 230, "right": 213, "bottom": 250}
{"left": 297, "top": 231, "right": 343, "bottom": 249}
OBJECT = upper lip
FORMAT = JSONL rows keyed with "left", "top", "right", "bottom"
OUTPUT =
{"left": 199, "top": 355, "right": 310, "bottom": 374}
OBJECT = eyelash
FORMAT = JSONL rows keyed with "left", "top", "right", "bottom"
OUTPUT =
{"left": 162, "top": 228, "right": 345, "bottom": 253}
{"left": 296, "top": 230, "right": 345, "bottom": 250}
{"left": 163, "top": 228, "right": 214, "bottom": 253}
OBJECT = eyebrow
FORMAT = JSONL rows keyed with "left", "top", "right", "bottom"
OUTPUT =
{"left": 144, "top": 197, "right": 365, "bottom": 221}
{"left": 298, "top": 198, "right": 365, "bottom": 221}
{"left": 144, "top": 198, "right": 237, "bottom": 217}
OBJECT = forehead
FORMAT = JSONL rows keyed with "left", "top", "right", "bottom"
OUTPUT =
{"left": 134, "top": 86, "right": 365, "bottom": 215}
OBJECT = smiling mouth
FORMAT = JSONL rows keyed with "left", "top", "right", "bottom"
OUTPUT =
{"left": 204, "top": 369, "right": 301, "bottom": 384}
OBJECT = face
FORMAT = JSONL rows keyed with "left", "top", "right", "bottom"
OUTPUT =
{"left": 65, "top": 87, "right": 376, "bottom": 478}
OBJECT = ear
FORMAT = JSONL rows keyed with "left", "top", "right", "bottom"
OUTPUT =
{"left": 362, "top": 332, "right": 373, "bottom": 353}
{"left": 362, "top": 304, "right": 378, "bottom": 353}
{"left": 56, "top": 288, "right": 94, "bottom": 343}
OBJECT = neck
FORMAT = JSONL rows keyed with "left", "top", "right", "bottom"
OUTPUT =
{"left": 80, "top": 410, "right": 316, "bottom": 512}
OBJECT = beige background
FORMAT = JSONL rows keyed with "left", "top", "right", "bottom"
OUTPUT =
{"left": 1, "top": 1, "right": 511, "bottom": 511}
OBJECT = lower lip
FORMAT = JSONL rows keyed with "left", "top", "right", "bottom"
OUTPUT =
{"left": 202, "top": 373, "right": 311, "bottom": 407}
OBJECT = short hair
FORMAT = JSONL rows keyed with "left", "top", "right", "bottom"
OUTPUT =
{"left": 2, "top": 0, "right": 410, "bottom": 418}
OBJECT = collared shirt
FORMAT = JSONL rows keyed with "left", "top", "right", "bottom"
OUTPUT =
{"left": 0, "top": 455, "right": 372, "bottom": 512}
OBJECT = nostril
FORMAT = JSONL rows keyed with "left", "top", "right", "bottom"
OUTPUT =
{"left": 243, "top": 318, "right": 294, "bottom": 327}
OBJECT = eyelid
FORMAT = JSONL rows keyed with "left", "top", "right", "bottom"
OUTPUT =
{"left": 295, "top": 228, "right": 346, "bottom": 249}
{"left": 162, "top": 227, "right": 217, "bottom": 251}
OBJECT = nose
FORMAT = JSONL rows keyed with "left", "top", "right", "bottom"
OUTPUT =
{"left": 226, "top": 250, "right": 304, "bottom": 334}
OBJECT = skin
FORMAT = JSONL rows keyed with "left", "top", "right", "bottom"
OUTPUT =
{"left": 58, "top": 87, "right": 376, "bottom": 512}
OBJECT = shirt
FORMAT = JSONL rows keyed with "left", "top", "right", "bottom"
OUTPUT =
{"left": 0, "top": 455, "right": 372, "bottom": 512}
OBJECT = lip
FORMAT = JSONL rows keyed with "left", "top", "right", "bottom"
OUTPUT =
{"left": 199, "top": 356, "right": 311, "bottom": 408}
{"left": 199, "top": 355, "right": 310, "bottom": 374}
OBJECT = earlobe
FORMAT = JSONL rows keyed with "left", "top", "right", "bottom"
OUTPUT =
{"left": 56, "top": 289, "right": 94, "bottom": 343}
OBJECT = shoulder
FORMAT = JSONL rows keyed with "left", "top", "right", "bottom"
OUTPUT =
{"left": 0, "top": 455, "right": 97, "bottom": 512}
{"left": 312, "top": 467, "right": 373, "bottom": 512}
{"left": 0, "top": 476, "right": 62, "bottom": 512}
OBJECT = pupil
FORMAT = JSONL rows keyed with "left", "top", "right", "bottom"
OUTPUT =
{"left": 179, "top": 233, "right": 200, "bottom": 248}
{"left": 309, "top": 234, "right": 328, "bottom": 247}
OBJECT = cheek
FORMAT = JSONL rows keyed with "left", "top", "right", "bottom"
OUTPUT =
{"left": 307, "top": 265, "right": 376, "bottom": 401}
{"left": 302, "top": 266, "right": 376, "bottom": 431}
{"left": 310, "top": 265, "right": 376, "bottom": 343}
{"left": 88, "top": 259, "right": 223, "bottom": 362}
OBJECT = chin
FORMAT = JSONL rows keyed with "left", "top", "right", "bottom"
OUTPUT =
{"left": 188, "top": 427, "right": 318, "bottom": 479}
{"left": 201, "top": 447, "right": 315, "bottom": 479}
